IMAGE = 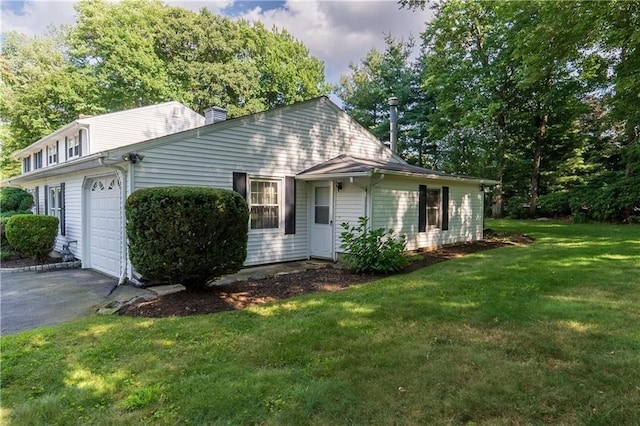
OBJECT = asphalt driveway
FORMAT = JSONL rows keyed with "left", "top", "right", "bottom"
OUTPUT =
{"left": 1, "top": 269, "right": 118, "bottom": 335}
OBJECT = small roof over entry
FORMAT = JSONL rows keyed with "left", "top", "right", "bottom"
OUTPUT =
{"left": 296, "top": 154, "right": 499, "bottom": 185}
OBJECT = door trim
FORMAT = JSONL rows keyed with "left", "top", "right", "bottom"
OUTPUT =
{"left": 309, "top": 181, "right": 334, "bottom": 259}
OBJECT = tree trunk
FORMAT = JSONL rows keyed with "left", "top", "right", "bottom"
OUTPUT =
{"left": 529, "top": 113, "right": 548, "bottom": 217}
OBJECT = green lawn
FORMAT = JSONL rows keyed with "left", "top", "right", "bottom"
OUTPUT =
{"left": 2, "top": 220, "right": 639, "bottom": 425}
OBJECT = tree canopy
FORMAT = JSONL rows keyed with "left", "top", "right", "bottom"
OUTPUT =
{"left": 1, "top": 0, "right": 327, "bottom": 177}
{"left": 337, "top": 0, "right": 639, "bottom": 222}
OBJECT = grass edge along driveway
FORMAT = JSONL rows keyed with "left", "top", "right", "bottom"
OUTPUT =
{"left": 2, "top": 220, "right": 639, "bottom": 425}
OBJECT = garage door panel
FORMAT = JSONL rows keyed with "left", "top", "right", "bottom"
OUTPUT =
{"left": 87, "top": 176, "right": 121, "bottom": 277}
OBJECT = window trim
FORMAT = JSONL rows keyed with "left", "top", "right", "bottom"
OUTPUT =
{"left": 426, "top": 188, "right": 441, "bottom": 229}
{"left": 47, "top": 143, "right": 58, "bottom": 165}
{"left": 34, "top": 150, "right": 43, "bottom": 170}
{"left": 22, "top": 155, "right": 31, "bottom": 173}
{"left": 48, "top": 185, "right": 64, "bottom": 235}
{"left": 67, "top": 135, "right": 80, "bottom": 160}
{"left": 248, "top": 177, "right": 282, "bottom": 231}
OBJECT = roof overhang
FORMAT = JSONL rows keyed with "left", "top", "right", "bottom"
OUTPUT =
{"left": 15, "top": 121, "right": 90, "bottom": 157}
{"left": 297, "top": 167, "right": 500, "bottom": 186}
{"left": 2, "top": 153, "right": 107, "bottom": 185}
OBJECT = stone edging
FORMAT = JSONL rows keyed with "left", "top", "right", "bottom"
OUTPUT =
{"left": 0, "top": 260, "right": 82, "bottom": 274}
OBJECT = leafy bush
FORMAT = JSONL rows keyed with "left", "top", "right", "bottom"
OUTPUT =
{"left": 0, "top": 187, "right": 33, "bottom": 213}
{"left": 340, "top": 216, "right": 408, "bottom": 274}
{"left": 505, "top": 195, "right": 529, "bottom": 219}
{"left": 5, "top": 214, "right": 58, "bottom": 261}
{"left": 538, "top": 192, "right": 571, "bottom": 217}
{"left": 568, "top": 174, "right": 640, "bottom": 223}
{"left": 126, "top": 186, "right": 249, "bottom": 288}
{"left": 1, "top": 248, "right": 15, "bottom": 261}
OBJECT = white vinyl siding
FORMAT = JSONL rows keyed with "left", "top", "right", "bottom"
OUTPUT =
{"left": 86, "top": 102, "right": 204, "bottom": 153}
{"left": 371, "top": 176, "right": 484, "bottom": 251}
{"left": 335, "top": 182, "right": 366, "bottom": 253}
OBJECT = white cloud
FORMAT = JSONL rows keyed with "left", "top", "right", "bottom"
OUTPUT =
{"left": 237, "top": 1, "right": 433, "bottom": 86}
{"left": 1, "top": 0, "right": 77, "bottom": 36}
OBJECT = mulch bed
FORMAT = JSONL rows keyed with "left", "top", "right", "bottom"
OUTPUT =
{"left": 122, "top": 233, "right": 533, "bottom": 318}
{"left": 0, "top": 255, "right": 62, "bottom": 269}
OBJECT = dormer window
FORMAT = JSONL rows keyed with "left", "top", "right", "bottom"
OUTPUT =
{"left": 22, "top": 155, "right": 31, "bottom": 173}
{"left": 34, "top": 150, "right": 43, "bottom": 169}
{"left": 67, "top": 136, "right": 80, "bottom": 159}
{"left": 47, "top": 143, "right": 58, "bottom": 165}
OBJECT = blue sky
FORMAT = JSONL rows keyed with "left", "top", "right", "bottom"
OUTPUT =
{"left": 0, "top": 0, "right": 432, "bottom": 90}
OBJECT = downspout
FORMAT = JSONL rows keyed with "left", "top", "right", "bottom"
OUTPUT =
{"left": 98, "top": 157, "right": 128, "bottom": 285}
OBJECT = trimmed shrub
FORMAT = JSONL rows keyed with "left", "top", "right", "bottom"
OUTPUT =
{"left": 126, "top": 186, "right": 249, "bottom": 288}
{"left": 5, "top": 214, "right": 59, "bottom": 261}
{"left": 0, "top": 187, "right": 33, "bottom": 213}
{"left": 340, "top": 216, "right": 408, "bottom": 274}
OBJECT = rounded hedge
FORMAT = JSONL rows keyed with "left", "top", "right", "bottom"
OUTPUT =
{"left": 0, "top": 187, "right": 34, "bottom": 213}
{"left": 5, "top": 214, "right": 59, "bottom": 261}
{"left": 126, "top": 186, "right": 249, "bottom": 288}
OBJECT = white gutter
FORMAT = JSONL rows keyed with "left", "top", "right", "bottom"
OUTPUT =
{"left": 3, "top": 152, "right": 107, "bottom": 185}
{"left": 371, "top": 168, "right": 500, "bottom": 185}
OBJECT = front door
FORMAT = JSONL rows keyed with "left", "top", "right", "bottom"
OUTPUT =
{"left": 310, "top": 182, "right": 333, "bottom": 259}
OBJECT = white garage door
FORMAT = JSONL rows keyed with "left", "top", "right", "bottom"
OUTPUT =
{"left": 87, "top": 175, "right": 122, "bottom": 277}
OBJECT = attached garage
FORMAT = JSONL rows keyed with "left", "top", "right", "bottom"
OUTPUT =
{"left": 84, "top": 174, "right": 123, "bottom": 277}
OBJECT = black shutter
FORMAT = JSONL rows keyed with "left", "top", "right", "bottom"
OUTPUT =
{"left": 418, "top": 184, "right": 427, "bottom": 232}
{"left": 60, "top": 182, "right": 66, "bottom": 236}
{"left": 232, "top": 172, "right": 247, "bottom": 199}
{"left": 78, "top": 131, "right": 83, "bottom": 156}
{"left": 284, "top": 176, "right": 296, "bottom": 235}
{"left": 64, "top": 136, "right": 68, "bottom": 161}
{"left": 34, "top": 186, "right": 40, "bottom": 214}
{"left": 56, "top": 140, "right": 59, "bottom": 162}
{"left": 44, "top": 185, "right": 49, "bottom": 214}
{"left": 442, "top": 186, "right": 449, "bottom": 231}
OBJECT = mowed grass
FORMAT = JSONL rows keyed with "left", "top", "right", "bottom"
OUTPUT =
{"left": 1, "top": 220, "right": 639, "bottom": 425}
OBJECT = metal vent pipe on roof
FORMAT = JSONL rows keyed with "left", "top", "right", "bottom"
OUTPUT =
{"left": 388, "top": 96, "right": 399, "bottom": 153}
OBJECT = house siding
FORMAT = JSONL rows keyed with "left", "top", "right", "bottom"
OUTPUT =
{"left": 86, "top": 102, "right": 204, "bottom": 154}
{"left": 371, "top": 176, "right": 484, "bottom": 251}
{"left": 334, "top": 182, "right": 366, "bottom": 253}
{"left": 131, "top": 99, "right": 395, "bottom": 265}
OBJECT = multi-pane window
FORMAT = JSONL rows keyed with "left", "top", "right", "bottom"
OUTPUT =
{"left": 427, "top": 189, "right": 440, "bottom": 228}
{"left": 47, "top": 144, "right": 58, "bottom": 165}
{"left": 34, "top": 150, "right": 43, "bottom": 169}
{"left": 250, "top": 179, "right": 279, "bottom": 229}
{"left": 48, "top": 186, "right": 63, "bottom": 232}
{"left": 22, "top": 155, "right": 31, "bottom": 173}
{"left": 67, "top": 136, "right": 80, "bottom": 159}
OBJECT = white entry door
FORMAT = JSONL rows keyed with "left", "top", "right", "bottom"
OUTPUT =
{"left": 310, "top": 182, "right": 333, "bottom": 258}
{"left": 86, "top": 175, "right": 122, "bottom": 277}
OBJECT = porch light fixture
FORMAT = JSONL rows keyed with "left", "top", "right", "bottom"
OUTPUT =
{"left": 480, "top": 184, "right": 491, "bottom": 193}
{"left": 122, "top": 152, "right": 145, "bottom": 164}
{"left": 336, "top": 181, "right": 343, "bottom": 191}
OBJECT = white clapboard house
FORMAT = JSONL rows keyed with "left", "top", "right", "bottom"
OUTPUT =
{"left": 6, "top": 97, "right": 497, "bottom": 281}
